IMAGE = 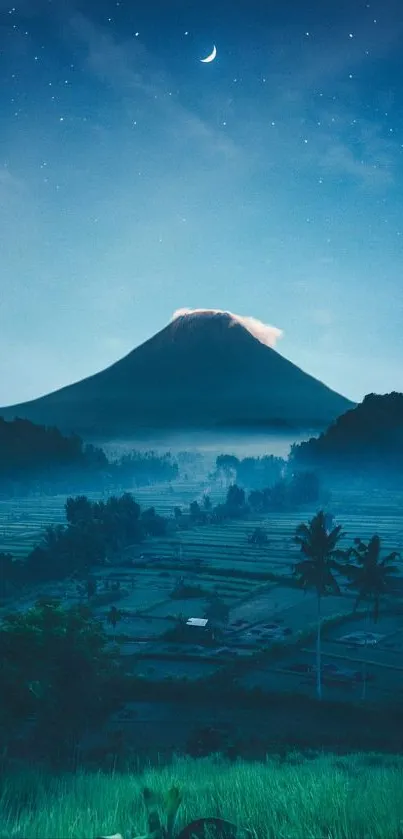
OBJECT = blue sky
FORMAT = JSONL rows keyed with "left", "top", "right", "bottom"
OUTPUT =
{"left": 1, "top": 0, "right": 403, "bottom": 405}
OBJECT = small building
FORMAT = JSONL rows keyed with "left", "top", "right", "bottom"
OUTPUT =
{"left": 186, "top": 617, "right": 208, "bottom": 627}
{"left": 184, "top": 617, "right": 213, "bottom": 642}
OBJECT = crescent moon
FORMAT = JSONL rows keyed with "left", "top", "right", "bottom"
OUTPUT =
{"left": 200, "top": 45, "right": 217, "bottom": 63}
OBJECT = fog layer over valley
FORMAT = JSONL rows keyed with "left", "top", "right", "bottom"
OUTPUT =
{"left": 99, "top": 428, "right": 317, "bottom": 463}
{"left": 2, "top": 394, "right": 403, "bottom": 772}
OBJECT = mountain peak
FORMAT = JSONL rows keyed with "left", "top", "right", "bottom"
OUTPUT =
{"left": 170, "top": 308, "right": 283, "bottom": 349}
{"left": 170, "top": 309, "right": 238, "bottom": 338}
{"left": 0, "top": 308, "right": 355, "bottom": 437}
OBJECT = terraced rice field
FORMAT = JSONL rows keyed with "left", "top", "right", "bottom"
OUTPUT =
{"left": 117, "top": 479, "right": 226, "bottom": 515}
{"left": 0, "top": 478, "right": 226, "bottom": 557}
{"left": 0, "top": 483, "right": 402, "bottom": 586}
{"left": 4, "top": 482, "right": 403, "bottom": 704}
{"left": 128, "top": 509, "right": 403, "bottom": 580}
{"left": 0, "top": 496, "right": 70, "bottom": 557}
{"left": 94, "top": 565, "right": 260, "bottom": 611}
{"left": 330, "top": 488, "right": 403, "bottom": 516}
{"left": 239, "top": 607, "right": 403, "bottom": 705}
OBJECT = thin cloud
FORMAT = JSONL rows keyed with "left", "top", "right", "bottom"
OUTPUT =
{"left": 68, "top": 13, "right": 240, "bottom": 162}
{"left": 64, "top": 8, "right": 399, "bottom": 190}
{"left": 270, "top": 1, "right": 403, "bottom": 93}
{"left": 0, "top": 168, "right": 27, "bottom": 216}
{"left": 320, "top": 141, "right": 393, "bottom": 187}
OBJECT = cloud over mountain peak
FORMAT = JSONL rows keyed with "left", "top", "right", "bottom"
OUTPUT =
{"left": 171, "top": 307, "right": 284, "bottom": 349}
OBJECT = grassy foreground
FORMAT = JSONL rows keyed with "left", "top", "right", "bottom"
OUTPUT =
{"left": 1, "top": 753, "right": 403, "bottom": 839}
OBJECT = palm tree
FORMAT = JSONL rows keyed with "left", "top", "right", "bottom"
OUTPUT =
{"left": 202, "top": 494, "right": 212, "bottom": 512}
{"left": 343, "top": 534, "right": 400, "bottom": 700}
{"left": 0, "top": 552, "right": 15, "bottom": 598}
{"left": 106, "top": 605, "right": 122, "bottom": 642}
{"left": 204, "top": 595, "right": 229, "bottom": 640}
{"left": 293, "top": 510, "right": 347, "bottom": 700}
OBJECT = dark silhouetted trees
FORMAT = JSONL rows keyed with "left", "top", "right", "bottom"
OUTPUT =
{"left": 226, "top": 484, "right": 248, "bottom": 517}
{"left": 202, "top": 494, "right": 212, "bottom": 511}
{"left": 343, "top": 534, "right": 400, "bottom": 700}
{"left": 65, "top": 495, "right": 94, "bottom": 526}
{"left": 293, "top": 511, "right": 348, "bottom": 701}
{"left": 289, "top": 392, "right": 403, "bottom": 486}
{"left": 0, "top": 551, "right": 24, "bottom": 596}
{"left": 246, "top": 472, "right": 321, "bottom": 514}
{"left": 186, "top": 469, "right": 322, "bottom": 529}
{"left": 0, "top": 417, "right": 109, "bottom": 496}
{"left": 215, "top": 455, "right": 239, "bottom": 481}
{"left": 141, "top": 506, "right": 168, "bottom": 537}
{"left": 345, "top": 535, "right": 400, "bottom": 621}
{"left": 0, "top": 417, "right": 179, "bottom": 497}
{"left": 0, "top": 600, "right": 123, "bottom": 761}
{"left": 204, "top": 595, "right": 230, "bottom": 629}
{"left": 22, "top": 493, "right": 168, "bottom": 586}
{"left": 189, "top": 500, "right": 202, "bottom": 521}
{"left": 109, "top": 450, "right": 178, "bottom": 489}
{"left": 287, "top": 471, "right": 321, "bottom": 505}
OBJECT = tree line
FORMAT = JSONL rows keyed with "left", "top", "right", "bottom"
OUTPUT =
{"left": 1, "top": 471, "right": 322, "bottom": 597}
{"left": 179, "top": 470, "right": 322, "bottom": 527}
{"left": 0, "top": 493, "right": 169, "bottom": 593}
{"left": 0, "top": 417, "right": 178, "bottom": 496}
{"left": 213, "top": 454, "right": 286, "bottom": 489}
{"left": 289, "top": 392, "right": 403, "bottom": 487}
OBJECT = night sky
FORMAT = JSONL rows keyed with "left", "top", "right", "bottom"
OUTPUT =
{"left": 1, "top": 0, "right": 403, "bottom": 406}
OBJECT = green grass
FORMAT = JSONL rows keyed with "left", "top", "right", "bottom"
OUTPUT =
{"left": 2, "top": 752, "right": 403, "bottom": 838}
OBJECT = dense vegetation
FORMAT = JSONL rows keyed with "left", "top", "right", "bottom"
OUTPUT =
{"left": 108, "top": 450, "right": 179, "bottom": 490}
{"left": 182, "top": 469, "right": 323, "bottom": 528}
{"left": 0, "top": 501, "right": 401, "bottom": 765}
{"left": 0, "top": 599, "right": 124, "bottom": 763}
{"left": 0, "top": 417, "right": 178, "bottom": 496}
{"left": 290, "top": 392, "right": 403, "bottom": 486}
{"left": 0, "top": 464, "right": 325, "bottom": 596}
{"left": 0, "top": 493, "right": 169, "bottom": 592}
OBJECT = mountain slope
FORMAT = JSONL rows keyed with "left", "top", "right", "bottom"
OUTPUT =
{"left": 0, "top": 311, "right": 355, "bottom": 437}
{"left": 290, "top": 392, "right": 403, "bottom": 473}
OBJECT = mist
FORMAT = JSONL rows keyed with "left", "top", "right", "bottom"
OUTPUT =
{"left": 98, "top": 427, "right": 317, "bottom": 463}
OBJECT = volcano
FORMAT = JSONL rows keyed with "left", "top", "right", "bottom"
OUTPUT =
{"left": 0, "top": 311, "right": 354, "bottom": 438}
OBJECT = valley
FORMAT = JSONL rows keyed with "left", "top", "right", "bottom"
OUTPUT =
{"left": 3, "top": 473, "right": 403, "bottom": 762}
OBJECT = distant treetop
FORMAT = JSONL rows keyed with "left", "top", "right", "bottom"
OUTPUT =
{"left": 289, "top": 392, "right": 403, "bottom": 485}
{"left": 0, "top": 416, "right": 178, "bottom": 496}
